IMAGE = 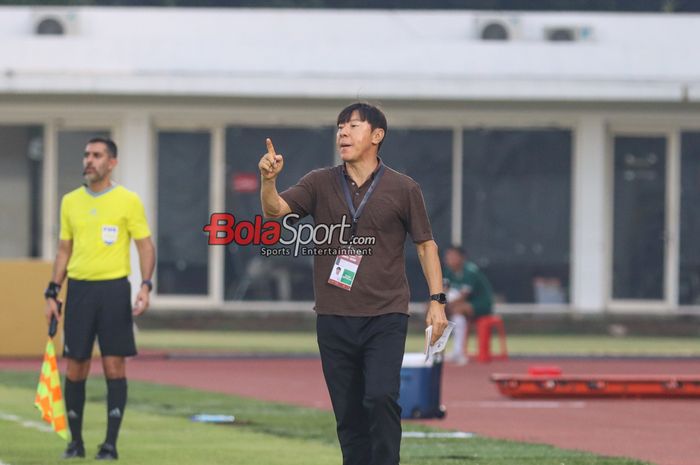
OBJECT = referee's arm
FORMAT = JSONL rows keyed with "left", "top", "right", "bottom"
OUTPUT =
{"left": 132, "top": 237, "right": 155, "bottom": 316}
{"left": 44, "top": 239, "right": 72, "bottom": 324}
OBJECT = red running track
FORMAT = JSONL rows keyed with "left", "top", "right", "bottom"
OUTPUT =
{"left": 2, "top": 356, "right": 698, "bottom": 465}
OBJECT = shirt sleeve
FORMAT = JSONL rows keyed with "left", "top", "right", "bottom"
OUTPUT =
{"left": 279, "top": 169, "right": 320, "bottom": 219}
{"left": 59, "top": 196, "right": 72, "bottom": 240}
{"left": 406, "top": 182, "right": 433, "bottom": 243}
{"left": 127, "top": 193, "right": 151, "bottom": 240}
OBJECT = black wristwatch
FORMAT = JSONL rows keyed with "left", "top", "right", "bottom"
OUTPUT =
{"left": 141, "top": 280, "right": 153, "bottom": 292}
{"left": 430, "top": 293, "right": 447, "bottom": 305}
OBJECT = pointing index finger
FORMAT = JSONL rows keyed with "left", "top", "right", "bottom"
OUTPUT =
{"left": 266, "top": 138, "right": 277, "bottom": 156}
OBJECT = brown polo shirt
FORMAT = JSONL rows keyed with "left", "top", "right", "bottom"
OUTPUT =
{"left": 279, "top": 158, "right": 433, "bottom": 316}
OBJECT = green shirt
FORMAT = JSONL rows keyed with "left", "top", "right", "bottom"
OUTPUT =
{"left": 443, "top": 261, "right": 493, "bottom": 317}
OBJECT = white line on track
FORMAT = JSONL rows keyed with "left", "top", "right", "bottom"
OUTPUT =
{"left": 0, "top": 412, "right": 54, "bottom": 433}
{"left": 403, "top": 431, "right": 475, "bottom": 439}
{"left": 449, "top": 400, "right": 587, "bottom": 409}
{"left": 1, "top": 460, "right": 12, "bottom": 465}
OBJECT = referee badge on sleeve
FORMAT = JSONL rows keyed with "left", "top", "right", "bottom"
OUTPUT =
{"left": 101, "top": 225, "right": 119, "bottom": 245}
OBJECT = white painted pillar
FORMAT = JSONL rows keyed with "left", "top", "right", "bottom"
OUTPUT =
{"left": 118, "top": 111, "right": 154, "bottom": 298}
{"left": 571, "top": 115, "right": 607, "bottom": 313}
{"left": 42, "top": 119, "right": 58, "bottom": 260}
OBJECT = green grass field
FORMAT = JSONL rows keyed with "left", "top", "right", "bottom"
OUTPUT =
{"left": 0, "top": 371, "right": 653, "bottom": 465}
{"left": 136, "top": 329, "right": 700, "bottom": 356}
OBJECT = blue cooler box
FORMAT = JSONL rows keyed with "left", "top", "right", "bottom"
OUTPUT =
{"left": 399, "top": 353, "right": 446, "bottom": 419}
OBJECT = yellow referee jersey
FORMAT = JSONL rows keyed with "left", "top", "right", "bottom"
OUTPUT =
{"left": 60, "top": 185, "right": 151, "bottom": 281}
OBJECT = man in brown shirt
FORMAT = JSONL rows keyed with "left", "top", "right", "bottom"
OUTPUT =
{"left": 259, "top": 102, "right": 448, "bottom": 465}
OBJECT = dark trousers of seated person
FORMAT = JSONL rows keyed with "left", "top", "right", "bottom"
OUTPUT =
{"left": 317, "top": 313, "right": 408, "bottom": 465}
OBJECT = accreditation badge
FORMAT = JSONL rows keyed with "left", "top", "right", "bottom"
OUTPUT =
{"left": 101, "top": 225, "right": 119, "bottom": 245}
{"left": 328, "top": 252, "right": 362, "bottom": 291}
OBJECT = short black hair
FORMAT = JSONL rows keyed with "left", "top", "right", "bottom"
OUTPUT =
{"left": 447, "top": 245, "right": 467, "bottom": 257}
{"left": 337, "top": 102, "right": 388, "bottom": 150}
{"left": 88, "top": 137, "right": 118, "bottom": 158}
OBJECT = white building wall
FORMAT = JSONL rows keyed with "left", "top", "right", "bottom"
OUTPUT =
{"left": 3, "top": 8, "right": 700, "bottom": 314}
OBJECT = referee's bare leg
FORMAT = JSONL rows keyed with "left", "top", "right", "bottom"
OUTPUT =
{"left": 102, "top": 356, "right": 126, "bottom": 378}
{"left": 66, "top": 359, "right": 92, "bottom": 381}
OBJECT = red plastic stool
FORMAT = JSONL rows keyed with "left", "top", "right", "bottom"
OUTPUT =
{"left": 465, "top": 315, "right": 508, "bottom": 363}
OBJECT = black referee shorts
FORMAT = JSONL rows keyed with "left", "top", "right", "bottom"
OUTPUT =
{"left": 63, "top": 277, "right": 137, "bottom": 360}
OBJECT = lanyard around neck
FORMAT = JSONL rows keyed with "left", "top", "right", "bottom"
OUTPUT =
{"left": 337, "top": 163, "right": 386, "bottom": 240}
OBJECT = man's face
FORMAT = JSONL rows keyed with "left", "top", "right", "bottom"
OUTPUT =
{"left": 444, "top": 249, "right": 465, "bottom": 272}
{"left": 83, "top": 142, "right": 116, "bottom": 183}
{"left": 336, "top": 111, "right": 384, "bottom": 162}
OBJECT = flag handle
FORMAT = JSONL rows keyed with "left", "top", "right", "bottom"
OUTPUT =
{"left": 48, "top": 301, "right": 62, "bottom": 338}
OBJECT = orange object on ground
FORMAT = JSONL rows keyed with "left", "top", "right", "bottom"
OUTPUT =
{"left": 492, "top": 373, "right": 700, "bottom": 398}
{"left": 528, "top": 365, "right": 563, "bottom": 376}
{"left": 465, "top": 315, "right": 508, "bottom": 362}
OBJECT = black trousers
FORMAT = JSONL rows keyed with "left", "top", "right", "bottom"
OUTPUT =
{"left": 317, "top": 313, "right": 408, "bottom": 465}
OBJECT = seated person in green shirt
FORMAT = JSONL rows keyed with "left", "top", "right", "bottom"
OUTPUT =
{"left": 442, "top": 246, "right": 494, "bottom": 364}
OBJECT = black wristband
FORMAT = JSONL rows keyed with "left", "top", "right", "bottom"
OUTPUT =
{"left": 44, "top": 281, "right": 61, "bottom": 300}
{"left": 141, "top": 280, "right": 153, "bottom": 292}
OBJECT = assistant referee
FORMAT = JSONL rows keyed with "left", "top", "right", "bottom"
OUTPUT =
{"left": 44, "top": 137, "right": 155, "bottom": 460}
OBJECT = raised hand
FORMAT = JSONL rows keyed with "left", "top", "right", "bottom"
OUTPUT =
{"left": 258, "top": 138, "right": 284, "bottom": 180}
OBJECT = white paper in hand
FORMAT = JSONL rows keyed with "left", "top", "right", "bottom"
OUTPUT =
{"left": 424, "top": 321, "right": 456, "bottom": 362}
